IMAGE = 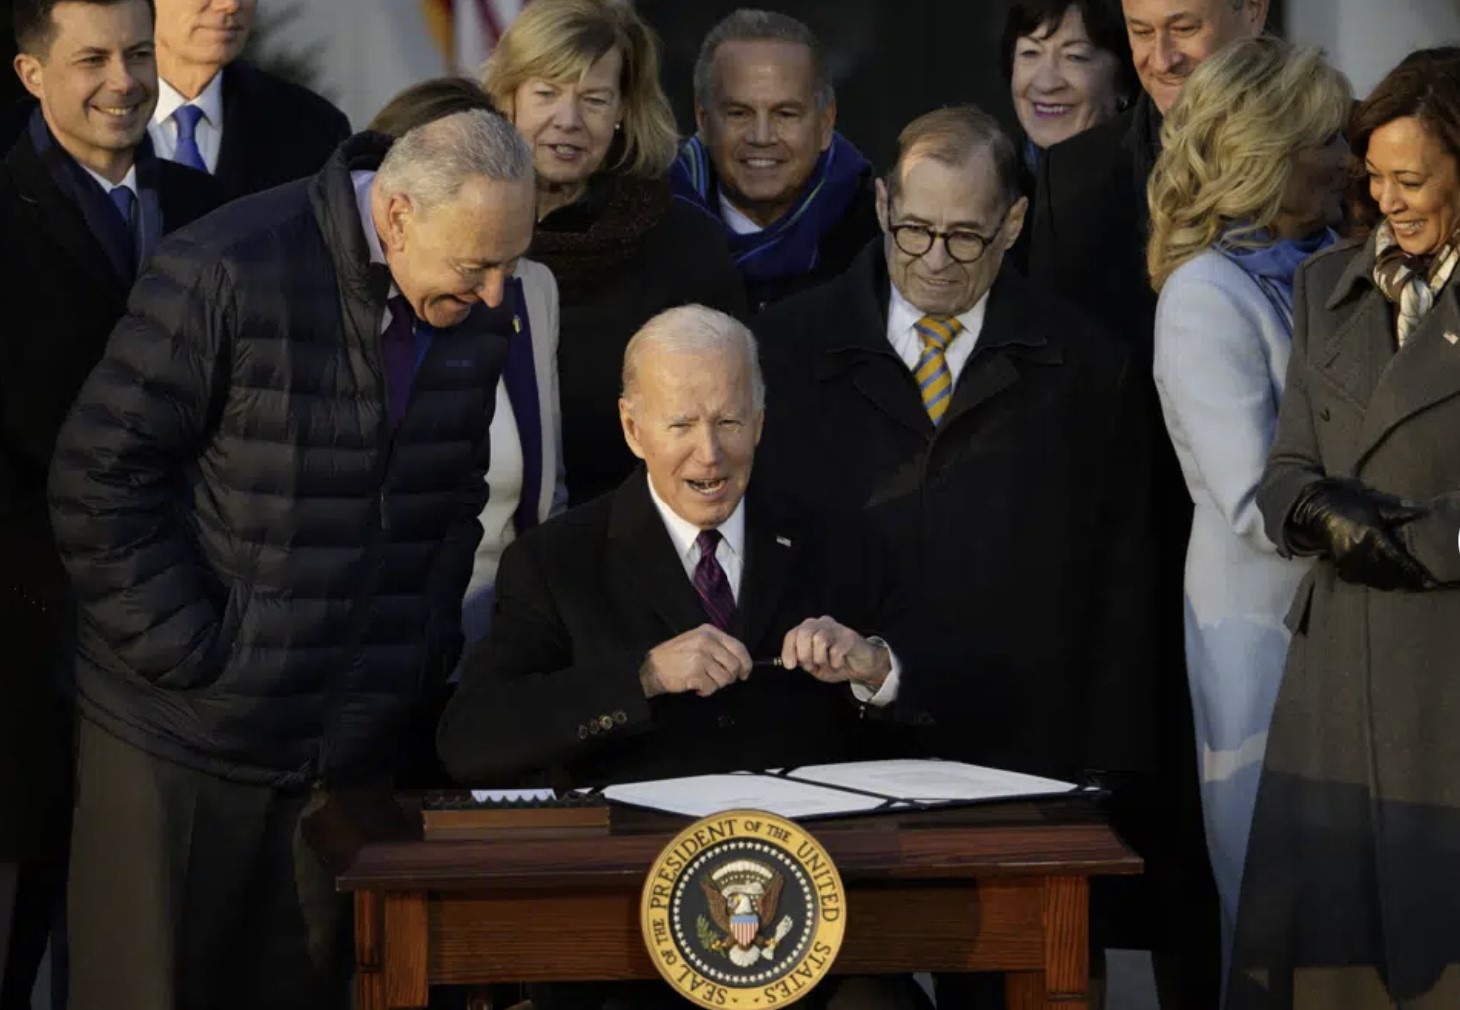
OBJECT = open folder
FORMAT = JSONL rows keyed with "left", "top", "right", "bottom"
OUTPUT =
{"left": 595, "top": 759, "right": 1092, "bottom": 820}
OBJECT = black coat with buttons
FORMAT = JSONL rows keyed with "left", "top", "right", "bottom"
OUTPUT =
{"left": 438, "top": 469, "right": 942, "bottom": 787}
{"left": 754, "top": 244, "right": 1156, "bottom": 782}
{"left": 0, "top": 129, "right": 221, "bottom": 859}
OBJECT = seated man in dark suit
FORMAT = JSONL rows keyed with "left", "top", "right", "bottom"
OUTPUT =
{"left": 439, "top": 303, "right": 921, "bottom": 791}
{"left": 440, "top": 303, "right": 934, "bottom": 1010}
{"left": 0, "top": 0, "right": 220, "bottom": 1002}
{"left": 145, "top": 0, "right": 350, "bottom": 198}
{"left": 671, "top": 10, "right": 879, "bottom": 312}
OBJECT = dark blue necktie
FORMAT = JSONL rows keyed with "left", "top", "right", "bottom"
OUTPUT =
{"left": 383, "top": 295, "right": 416, "bottom": 427}
{"left": 107, "top": 185, "right": 135, "bottom": 226}
{"left": 173, "top": 104, "right": 207, "bottom": 172}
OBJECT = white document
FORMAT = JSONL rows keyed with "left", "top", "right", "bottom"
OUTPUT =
{"left": 600, "top": 773, "right": 889, "bottom": 820}
{"left": 787, "top": 759, "right": 1078, "bottom": 803}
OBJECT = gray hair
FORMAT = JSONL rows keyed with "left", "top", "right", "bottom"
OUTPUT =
{"left": 693, "top": 9, "right": 834, "bottom": 112}
{"left": 887, "top": 105, "right": 1022, "bottom": 209}
{"left": 622, "top": 305, "right": 766, "bottom": 411}
{"left": 374, "top": 109, "right": 533, "bottom": 214}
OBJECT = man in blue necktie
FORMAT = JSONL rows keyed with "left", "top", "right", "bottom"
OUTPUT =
{"left": 0, "top": 0, "right": 220, "bottom": 1004}
{"left": 146, "top": 0, "right": 350, "bottom": 197}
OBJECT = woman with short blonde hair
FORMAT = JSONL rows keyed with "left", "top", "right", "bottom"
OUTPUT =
{"left": 482, "top": 0, "right": 746, "bottom": 506}
{"left": 1144, "top": 35, "right": 1351, "bottom": 967}
{"left": 482, "top": 0, "right": 678, "bottom": 181}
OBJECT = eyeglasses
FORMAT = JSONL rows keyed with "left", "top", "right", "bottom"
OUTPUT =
{"left": 888, "top": 205, "right": 1010, "bottom": 264}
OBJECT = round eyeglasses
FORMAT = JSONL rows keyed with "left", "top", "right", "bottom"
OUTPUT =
{"left": 888, "top": 205, "right": 1010, "bottom": 264}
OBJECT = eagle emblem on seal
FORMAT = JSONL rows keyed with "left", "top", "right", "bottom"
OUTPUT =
{"left": 698, "top": 859, "right": 795, "bottom": 967}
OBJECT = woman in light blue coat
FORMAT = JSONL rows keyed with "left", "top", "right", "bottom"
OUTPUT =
{"left": 1145, "top": 37, "right": 1352, "bottom": 965}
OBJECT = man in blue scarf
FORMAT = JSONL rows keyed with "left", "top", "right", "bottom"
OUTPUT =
{"left": 672, "top": 9, "right": 879, "bottom": 312}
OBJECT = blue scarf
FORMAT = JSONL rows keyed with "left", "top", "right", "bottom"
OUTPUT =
{"left": 671, "top": 132, "right": 871, "bottom": 294}
{"left": 1217, "top": 227, "right": 1336, "bottom": 334}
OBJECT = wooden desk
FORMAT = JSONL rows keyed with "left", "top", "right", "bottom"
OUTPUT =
{"left": 339, "top": 801, "right": 1140, "bottom": 1009}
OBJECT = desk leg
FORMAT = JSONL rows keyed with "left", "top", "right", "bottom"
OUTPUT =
{"left": 383, "top": 892, "right": 431, "bottom": 1009}
{"left": 1006, "top": 876, "right": 1090, "bottom": 1009}
{"left": 356, "top": 891, "right": 386, "bottom": 1010}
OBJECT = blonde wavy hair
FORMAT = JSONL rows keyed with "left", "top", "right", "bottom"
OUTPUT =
{"left": 482, "top": 0, "right": 679, "bottom": 178}
{"left": 1146, "top": 37, "right": 1351, "bottom": 291}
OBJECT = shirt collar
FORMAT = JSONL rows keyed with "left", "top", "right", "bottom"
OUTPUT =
{"left": 154, "top": 70, "right": 225, "bottom": 129}
{"left": 887, "top": 281, "right": 990, "bottom": 344}
{"left": 718, "top": 190, "right": 764, "bottom": 236}
{"left": 645, "top": 472, "right": 747, "bottom": 567}
{"left": 78, "top": 162, "right": 137, "bottom": 196}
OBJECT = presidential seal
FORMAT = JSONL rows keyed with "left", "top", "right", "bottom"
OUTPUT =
{"left": 640, "top": 809, "right": 846, "bottom": 1007}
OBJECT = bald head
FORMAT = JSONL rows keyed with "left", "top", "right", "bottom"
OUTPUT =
{"left": 619, "top": 305, "right": 766, "bottom": 529}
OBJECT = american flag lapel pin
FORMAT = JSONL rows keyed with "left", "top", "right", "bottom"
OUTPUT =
{"left": 776, "top": 535, "right": 792, "bottom": 547}
{"left": 1446, "top": 330, "right": 1458, "bottom": 345}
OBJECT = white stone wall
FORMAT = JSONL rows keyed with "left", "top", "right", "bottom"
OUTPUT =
{"left": 1286, "top": 0, "right": 1460, "bottom": 97}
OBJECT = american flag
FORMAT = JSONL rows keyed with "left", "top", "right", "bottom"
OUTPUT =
{"left": 420, "top": 0, "right": 528, "bottom": 76}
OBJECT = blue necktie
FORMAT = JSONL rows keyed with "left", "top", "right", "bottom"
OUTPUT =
{"left": 172, "top": 104, "right": 207, "bottom": 172}
{"left": 107, "top": 185, "right": 135, "bottom": 226}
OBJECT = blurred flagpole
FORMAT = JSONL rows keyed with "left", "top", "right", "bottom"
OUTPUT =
{"left": 418, "top": 0, "right": 527, "bottom": 78}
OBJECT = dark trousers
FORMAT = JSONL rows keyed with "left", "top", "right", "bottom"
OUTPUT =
{"left": 0, "top": 858, "right": 65, "bottom": 1010}
{"left": 67, "top": 719, "right": 350, "bottom": 1010}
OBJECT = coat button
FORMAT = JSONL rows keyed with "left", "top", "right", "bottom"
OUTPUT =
{"left": 598, "top": 714, "right": 615, "bottom": 731}
{"left": 717, "top": 714, "right": 735, "bottom": 730}
{"left": 612, "top": 710, "right": 628, "bottom": 725}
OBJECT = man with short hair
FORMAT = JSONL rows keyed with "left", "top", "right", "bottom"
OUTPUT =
{"left": 441, "top": 304, "right": 935, "bottom": 1009}
{"left": 49, "top": 108, "right": 534, "bottom": 1010}
{"left": 146, "top": 0, "right": 350, "bottom": 198}
{"left": 0, "top": 0, "right": 219, "bottom": 1002}
{"left": 756, "top": 104, "right": 1154, "bottom": 1006}
{"left": 672, "top": 9, "right": 879, "bottom": 311}
{"left": 1029, "top": 5, "right": 1268, "bottom": 1003}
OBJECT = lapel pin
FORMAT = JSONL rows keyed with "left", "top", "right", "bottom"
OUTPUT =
{"left": 513, "top": 315, "right": 522, "bottom": 334}
{"left": 1446, "top": 331, "right": 1458, "bottom": 345}
{"left": 776, "top": 536, "right": 792, "bottom": 547}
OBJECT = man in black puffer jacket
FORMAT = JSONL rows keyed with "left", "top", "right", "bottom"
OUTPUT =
{"left": 48, "top": 111, "right": 535, "bottom": 1010}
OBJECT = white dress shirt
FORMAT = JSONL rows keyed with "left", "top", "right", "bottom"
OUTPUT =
{"left": 718, "top": 191, "right": 764, "bottom": 236}
{"left": 886, "top": 282, "right": 991, "bottom": 383}
{"left": 79, "top": 163, "right": 137, "bottom": 202}
{"left": 148, "top": 72, "right": 225, "bottom": 173}
{"left": 646, "top": 475, "right": 746, "bottom": 602}
{"left": 646, "top": 475, "right": 901, "bottom": 706}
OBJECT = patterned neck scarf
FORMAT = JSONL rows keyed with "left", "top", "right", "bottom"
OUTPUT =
{"left": 1372, "top": 218, "right": 1460, "bottom": 346}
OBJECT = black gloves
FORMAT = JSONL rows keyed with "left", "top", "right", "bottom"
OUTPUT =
{"left": 1286, "top": 477, "right": 1433, "bottom": 591}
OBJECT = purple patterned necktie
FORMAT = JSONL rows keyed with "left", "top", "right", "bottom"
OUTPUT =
{"left": 382, "top": 294, "right": 415, "bottom": 427}
{"left": 693, "top": 529, "right": 737, "bottom": 633}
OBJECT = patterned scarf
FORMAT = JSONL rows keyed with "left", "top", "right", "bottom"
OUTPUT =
{"left": 1372, "top": 218, "right": 1460, "bottom": 347}
{"left": 671, "top": 132, "right": 872, "bottom": 293}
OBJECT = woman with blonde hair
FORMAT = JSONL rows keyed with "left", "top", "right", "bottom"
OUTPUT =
{"left": 1145, "top": 35, "right": 1351, "bottom": 967}
{"left": 484, "top": 0, "right": 746, "bottom": 506}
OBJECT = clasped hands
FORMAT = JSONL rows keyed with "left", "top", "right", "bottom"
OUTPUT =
{"left": 1288, "top": 477, "right": 1435, "bottom": 590}
{"left": 639, "top": 617, "right": 891, "bottom": 699}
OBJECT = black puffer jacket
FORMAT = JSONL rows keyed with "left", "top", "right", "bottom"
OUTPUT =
{"left": 48, "top": 134, "right": 507, "bottom": 787}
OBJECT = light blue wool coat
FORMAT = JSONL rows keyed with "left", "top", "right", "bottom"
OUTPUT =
{"left": 1153, "top": 249, "right": 1313, "bottom": 960}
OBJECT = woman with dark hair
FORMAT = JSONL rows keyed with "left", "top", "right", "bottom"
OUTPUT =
{"left": 1228, "top": 46, "right": 1460, "bottom": 1009}
{"left": 484, "top": 0, "right": 747, "bottom": 506}
{"left": 1001, "top": 0, "right": 1137, "bottom": 172}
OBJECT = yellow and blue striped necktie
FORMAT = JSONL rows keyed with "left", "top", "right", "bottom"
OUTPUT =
{"left": 913, "top": 315, "right": 964, "bottom": 425}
